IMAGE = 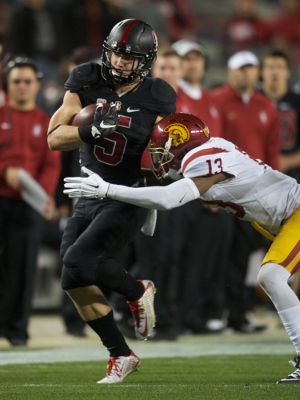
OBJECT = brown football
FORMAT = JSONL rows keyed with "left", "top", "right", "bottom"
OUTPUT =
{"left": 72, "top": 103, "right": 111, "bottom": 126}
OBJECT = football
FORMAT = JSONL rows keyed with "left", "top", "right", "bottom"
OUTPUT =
{"left": 72, "top": 103, "right": 111, "bottom": 127}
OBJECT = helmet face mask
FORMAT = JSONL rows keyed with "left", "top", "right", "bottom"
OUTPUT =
{"left": 101, "top": 19, "right": 157, "bottom": 86}
{"left": 148, "top": 139, "right": 175, "bottom": 180}
{"left": 149, "top": 113, "right": 211, "bottom": 180}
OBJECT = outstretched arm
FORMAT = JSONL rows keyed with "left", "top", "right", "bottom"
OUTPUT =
{"left": 64, "top": 167, "right": 229, "bottom": 210}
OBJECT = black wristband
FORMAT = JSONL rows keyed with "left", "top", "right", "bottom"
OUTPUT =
{"left": 78, "top": 125, "right": 93, "bottom": 143}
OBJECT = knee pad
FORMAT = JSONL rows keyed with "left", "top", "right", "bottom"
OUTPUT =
{"left": 258, "top": 262, "right": 290, "bottom": 295}
{"left": 63, "top": 244, "right": 101, "bottom": 287}
{"left": 61, "top": 265, "right": 85, "bottom": 290}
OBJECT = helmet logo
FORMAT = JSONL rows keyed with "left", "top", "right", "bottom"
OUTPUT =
{"left": 164, "top": 123, "right": 190, "bottom": 147}
{"left": 152, "top": 30, "right": 158, "bottom": 51}
{"left": 203, "top": 126, "right": 210, "bottom": 137}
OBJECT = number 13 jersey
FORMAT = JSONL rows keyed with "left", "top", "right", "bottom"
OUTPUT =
{"left": 181, "top": 137, "right": 300, "bottom": 235}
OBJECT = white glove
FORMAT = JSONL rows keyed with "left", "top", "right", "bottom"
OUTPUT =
{"left": 63, "top": 166, "right": 109, "bottom": 199}
{"left": 165, "top": 168, "right": 183, "bottom": 181}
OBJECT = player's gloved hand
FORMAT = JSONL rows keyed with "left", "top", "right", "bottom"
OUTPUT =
{"left": 165, "top": 168, "right": 183, "bottom": 181}
{"left": 63, "top": 167, "right": 109, "bottom": 199}
{"left": 78, "top": 102, "right": 120, "bottom": 143}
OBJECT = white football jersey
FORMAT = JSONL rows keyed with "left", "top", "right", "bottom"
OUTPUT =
{"left": 181, "top": 137, "right": 300, "bottom": 234}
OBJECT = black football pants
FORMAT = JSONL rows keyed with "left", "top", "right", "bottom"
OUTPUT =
{"left": 60, "top": 198, "right": 148, "bottom": 290}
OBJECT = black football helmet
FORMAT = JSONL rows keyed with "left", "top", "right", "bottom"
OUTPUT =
{"left": 101, "top": 19, "right": 158, "bottom": 86}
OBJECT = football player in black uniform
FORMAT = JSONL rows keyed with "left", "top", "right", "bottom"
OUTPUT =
{"left": 261, "top": 50, "right": 300, "bottom": 182}
{"left": 47, "top": 19, "right": 176, "bottom": 383}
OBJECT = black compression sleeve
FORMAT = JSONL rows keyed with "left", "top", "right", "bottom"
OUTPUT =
{"left": 78, "top": 125, "right": 93, "bottom": 143}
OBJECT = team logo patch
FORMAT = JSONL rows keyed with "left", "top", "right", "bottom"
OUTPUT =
{"left": 115, "top": 101, "right": 122, "bottom": 111}
{"left": 203, "top": 126, "right": 210, "bottom": 137}
{"left": 259, "top": 111, "right": 268, "bottom": 124}
{"left": 152, "top": 30, "right": 158, "bottom": 51}
{"left": 97, "top": 98, "right": 107, "bottom": 104}
{"left": 164, "top": 123, "right": 190, "bottom": 146}
{"left": 33, "top": 124, "right": 41, "bottom": 137}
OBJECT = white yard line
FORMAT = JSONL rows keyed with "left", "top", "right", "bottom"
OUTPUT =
{"left": 0, "top": 339, "right": 294, "bottom": 366}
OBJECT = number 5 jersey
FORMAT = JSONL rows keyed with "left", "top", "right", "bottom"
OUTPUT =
{"left": 181, "top": 137, "right": 300, "bottom": 235}
{"left": 65, "top": 62, "right": 176, "bottom": 187}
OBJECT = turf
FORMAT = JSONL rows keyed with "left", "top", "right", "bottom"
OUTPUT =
{"left": 0, "top": 355, "right": 300, "bottom": 399}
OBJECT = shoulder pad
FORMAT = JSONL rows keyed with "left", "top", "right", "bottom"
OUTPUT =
{"left": 151, "top": 78, "right": 177, "bottom": 103}
{"left": 64, "top": 62, "right": 102, "bottom": 92}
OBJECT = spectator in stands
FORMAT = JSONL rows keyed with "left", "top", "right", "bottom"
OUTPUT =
{"left": 10, "top": 0, "right": 65, "bottom": 112}
{"left": 166, "top": 41, "right": 234, "bottom": 333}
{"left": 0, "top": 35, "right": 7, "bottom": 108}
{"left": 10, "top": 0, "right": 62, "bottom": 61}
{"left": 150, "top": 45, "right": 231, "bottom": 333}
{"left": 261, "top": 50, "right": 300, "bottom": 181}
{"left": 172, "top": 40, "right": 222, "bottom": 137}
{"left": 156, "top": 0, "right": 196, "bottom": 41}
{"left": 269, "top": 0, "right": 300, "bottom": 46}
{"left": 221, "top": 0, "right": 271, "bottom": 54}
{"left": 122, "top": 0, "right": 196, "bottom": 44}
{"left": 211, "top": 50, "right": 280, "bottom": 332}
{"left": 0, "top": 58, "right": 60, "bottom": 346}
{"left": 63, "top": 0, "right": 122, "bottom": 55}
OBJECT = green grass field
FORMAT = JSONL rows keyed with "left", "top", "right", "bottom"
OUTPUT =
{"left": 0, "top": 354, "right": 300, "bottom": 400}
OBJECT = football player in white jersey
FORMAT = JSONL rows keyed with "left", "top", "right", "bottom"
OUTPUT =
{"left": 64, "top": 113, "right": 300, "bottom": 384}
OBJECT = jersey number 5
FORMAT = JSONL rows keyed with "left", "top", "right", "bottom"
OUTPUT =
{"left": 94, "top": 115, "right": 131, "bottom": 165}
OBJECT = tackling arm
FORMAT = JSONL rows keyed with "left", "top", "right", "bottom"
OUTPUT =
{"left": 64, "top": 167, "right": 229, "bottom": 210}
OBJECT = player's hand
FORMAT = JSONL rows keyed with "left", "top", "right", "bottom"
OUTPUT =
{"left": 63, "top": 167, "right": 109, "bottom": 199}
{"left": 78, "top": 103, "right": 120, "bottom": 143}
{"left": 4, "top": 167, "right": 25, "bottom": 191}
{"left": 165, "top": 168, "right": 183, "bottom": 181}
{"left": 91, "top": 102, "right": 119, "bottom": 138}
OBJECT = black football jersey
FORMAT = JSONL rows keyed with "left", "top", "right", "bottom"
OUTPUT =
{"left": 67, "top": 66, "right": 176, "bottom": 186}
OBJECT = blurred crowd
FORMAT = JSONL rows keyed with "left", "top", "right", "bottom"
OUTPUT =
{"left": 1, "top": 0, "right": 300, "bottom": 345}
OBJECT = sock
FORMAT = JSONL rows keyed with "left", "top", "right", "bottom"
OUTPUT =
{"left": 86, "top": 310, "right": 131, "bottom": 357}
{"left": 278, "top": 304, "right": 300, "bottom": 355}
{"left": 118, "top": 274, "right": 144, "bottom": 302}
{"left": 99, "top": 259, "right": 144, "bottom": 302}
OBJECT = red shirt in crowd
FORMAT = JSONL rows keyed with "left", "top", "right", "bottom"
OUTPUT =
{"left": 141, "top": 82, "right": 222, "bottom": 168}
{"left": 176, "top": 81, "right": 222, "bottom": 138}
{"left": 222, "top": 16, "right": 271, "bottom": 49}
{"left": 0, "top": 104, "right": 61, "bottom": 199}
{"left": 270, "top": 13, "right": 300, "bottom": 44}
{"left": 211, "top": 84, "right": 280, "bottom": 170}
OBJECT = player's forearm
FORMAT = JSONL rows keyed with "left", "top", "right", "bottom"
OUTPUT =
{"left": 47, "top": 125, "right": 84, "bottom": 151}
{"left": 280, "top": 151, "right": 300, "bottom": 172}
{"left": 107, "top": 178, "right": 200, "bottom": 210}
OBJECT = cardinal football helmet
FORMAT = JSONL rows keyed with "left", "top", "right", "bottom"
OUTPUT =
{"left": 149, "top": 113, "right": 210, "bottom": 180}
{"left": 101, "top": 19, "right": 158, "bottom": 86}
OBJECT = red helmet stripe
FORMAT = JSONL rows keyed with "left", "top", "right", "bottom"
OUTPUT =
{"left": 182, "top": 148, "right": 228, "bottom": 174}
{"left": 120, "top": 19, "right": 141, "bottom": 44}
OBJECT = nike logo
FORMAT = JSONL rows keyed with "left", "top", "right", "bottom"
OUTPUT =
{"left": 179, "top": 193, "right": 187, "bottom": 203}
{"left": 140, "top": 315, "right": 148, "bottom": 338}
{"left": 100, "top": 121, "right": 115, "bottom": 129}
{"left": 127, "top": 107, "right": 140, "bottom": 113}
